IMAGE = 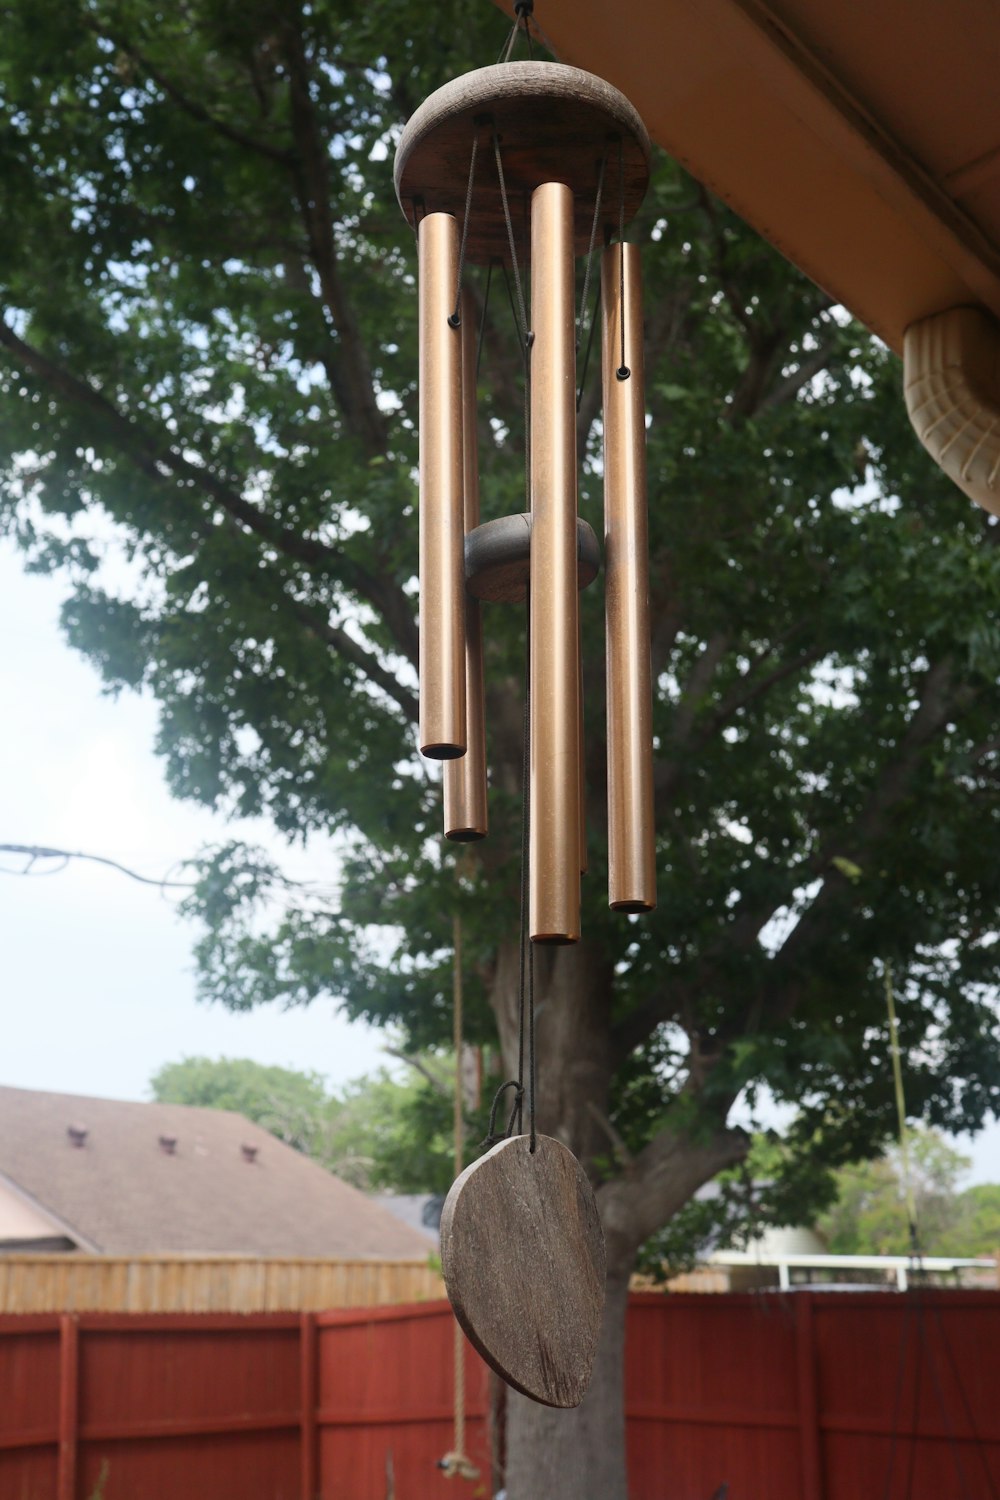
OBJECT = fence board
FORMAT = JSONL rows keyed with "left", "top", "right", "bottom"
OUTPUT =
{"left": 1, "top": 1291, "right": 999, "bottom": 1498}
{"left": 0, "top": 1255, "right": 444, "bottom": 1314}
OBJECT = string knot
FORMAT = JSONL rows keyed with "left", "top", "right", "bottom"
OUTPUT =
{"left": 483, "top": 1079, "right": 524, "bottom": 1147}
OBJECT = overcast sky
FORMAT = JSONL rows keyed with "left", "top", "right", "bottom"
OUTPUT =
{"left": 0, "top": 538, "right": 389, "bottom": 1104}
{"left": 3, "top": 536, "right": 1000, "bottom": 1185}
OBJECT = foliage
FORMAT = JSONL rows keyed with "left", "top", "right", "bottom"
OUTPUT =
{"left": 2, "top": 0, "right": 1000, "bottom": 1284}
{"left": 817, "top": 1127, "right": 1000, "bottom": 1258}
{"left": 150, "top": 1054, "right": 333, "bottom": 1155}
{"left": 950, "top": 1184, "right": 1000, "bottom": 1257}
{"left": 150, "top": 1052, "right": 487, "bottom": 1192}
{"left": 818, "top": 1127, "right": 968, "bottom": 1255}
{"left": 637, "top": 1130, "right": 842, "bottom": 1275}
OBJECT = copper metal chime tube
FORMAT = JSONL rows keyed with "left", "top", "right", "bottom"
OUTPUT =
{"left": 602, "top": 242, "right": 656, "bottom": 911}
{"left": 418, "top": 213, "right": 466, "bottom": 760}
{"left": 445, "top": 291, "right": 488, "bottom": 840}
{"left": 530, "top": 181, "right": 581, "bottom": 942}
{"left": 578, "top": 619, "right": 587, "bottom": 874}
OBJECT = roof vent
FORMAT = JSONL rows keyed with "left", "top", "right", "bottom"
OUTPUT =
{"left": 67, "top": 1125, "right": 88, "bottom": 1149}
{"left": 158, "top": 1135, "right": 178, "bottom": 1156}
{"left": 241, "top": 1144, "right": 259, "bottom": 1164}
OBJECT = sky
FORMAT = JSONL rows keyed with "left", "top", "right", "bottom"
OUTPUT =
{"left": 2, "top": 537, "right": 1000, "bottom": 1186}
{"left": 0, "top": 538, "right": 389, "bottom": 1105}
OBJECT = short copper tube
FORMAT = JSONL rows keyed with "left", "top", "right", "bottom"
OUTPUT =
{"left": 418, "top": 212, "right": 466, "bottom": 759}
{"left": 602, "top": 243, "right": 656, "bottom": 912}
{"left": 530, "top": 182, "right": 581, "bottom": 943}
{"left": 445, "top": 292, "right": 488, "bottom": 840}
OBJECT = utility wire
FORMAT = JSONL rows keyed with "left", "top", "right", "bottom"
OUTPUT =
{"left": 0, "top": 842, "right": 195, "bottom": 890}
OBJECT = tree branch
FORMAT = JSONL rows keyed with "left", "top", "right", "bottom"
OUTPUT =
{"left": 382, "top": 1046, "right": 451, "bottom": 1096}
{"left": 597, "top": 1103, "right": 748, "bottom": 1262}
{"left": 280, "top": 11, "right": 389, "bottom": 460}
{"left": 729, "top": 656, "right": 978, "bottom": 978}
{"left": 289, "top": 600, "right": 418, "bottom": 723}
{"left": 0, "top": 314, "right": 418, "bottom": 668}
{"left": 756, "top": 339, "right": 840, "bottom": 416}
{"left": 656, "top": 638, "right": 824, "bottom": 808}
{"left": 99, "top": 25, "right": 296, "bottom": 166}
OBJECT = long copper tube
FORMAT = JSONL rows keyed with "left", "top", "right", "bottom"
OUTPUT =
{"left": 418, "top": 213, "right": 466, "bottom": 759}
{"left": 602, "top": 243, "right": 656, "bottom": 911}
{"left": 445, "top": 291, "right": 488, "bottom": 840}
{"left": 578, "top": 618, "right": 587, "bottom": 875}
{"left": 530, "top": 181, "right": 580, "bottom": 943}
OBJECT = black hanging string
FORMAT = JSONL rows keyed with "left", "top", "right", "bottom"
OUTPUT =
{"left": 494, "top": 126, "right": 533, "bottom": 511}
{"left": 494, "top": 129, "right": 530, "bottom": 346}
{"left": 475, "top": 261, "right": 494, "bottom": 381}
{"left": 482, "top": 596, "right": 535, "bottom": 1152}
{"left": 448, "top": 129, "right": 480, "bottom": 328}
{"left": 485, "top": 1078, "right": 523, "bottom": 1144}
{"left": 616, "top": 134, "right": 630, "bottom": 381}
{"left": 499, "top": 0, "right": 535, "bottom": 63}
{"left": 480, "top": 133, "right": 537, "bottom": 1153}
{"left": 522, "top": 590, "right": 536, "bottom": 1151}
{"left": 578, "top": 141, "right": 608, "bottom": 351}
{"left": 576, "top": 139, "right": 610, "bottom": 411}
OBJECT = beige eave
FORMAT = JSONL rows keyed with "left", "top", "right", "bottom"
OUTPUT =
{"left": 495, "top": 0, "right": 1000, "bottom": 513}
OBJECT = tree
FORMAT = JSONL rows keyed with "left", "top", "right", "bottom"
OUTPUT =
{"left": 3, "top": 3, "right": 1000, "bottom": 1494}
{"left": 151, "top": 1052, "right": 475, "bottom": 1192}
{"left": 818, "top": 1128, "right": 971, "bottom": 1256}
{"left": 151, "top": 1053, "right": 332, "bottom": 1153}
{"left": 818, "top": 1128, "right": 1000, "bottom": 1259}
{"left": 950, "top": 1184, "right": 1000, "bottom": 1257}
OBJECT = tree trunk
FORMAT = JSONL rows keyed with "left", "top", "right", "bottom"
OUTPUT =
{"left": 488, "top": 939, "right": 627, "bottom": 1499}
{"left": 504, "top": 1257, "right": 632, "bottom": 1500}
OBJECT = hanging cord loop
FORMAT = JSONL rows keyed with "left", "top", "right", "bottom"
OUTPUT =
{"left": 483, "top": 1079, "right": 524, "bottom": 1148}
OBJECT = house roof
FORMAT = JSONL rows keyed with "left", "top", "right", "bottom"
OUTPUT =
{"left": 0, "top": 1085, "right": 433, "bottom": 1259}
{"left": 497, "top": 0, "right": 1000, "bottom": 353}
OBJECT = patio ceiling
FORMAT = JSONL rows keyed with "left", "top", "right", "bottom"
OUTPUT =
{"left": 500, "top": 0, "right": 1000, "bottom": 355}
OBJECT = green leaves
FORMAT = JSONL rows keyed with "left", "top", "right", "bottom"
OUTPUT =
{"left": 151, "top": 1050, "right": 491, "bottom": 1195}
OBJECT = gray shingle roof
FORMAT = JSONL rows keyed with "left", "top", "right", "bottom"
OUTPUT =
{"left": 0, "top": 1085, "right": 433, "bottom": 1258}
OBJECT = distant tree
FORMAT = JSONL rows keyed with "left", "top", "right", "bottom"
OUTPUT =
{"left": 150, "top": 1055, "right": 332, "bottom": 1155}
{"left": 150, "top": 1052, "right": 480, "bottom": 1191}
{"left": 949, "top": 1183, "right": 1000, "bottom": 1257}
{"left": 817, "top": 1128, "right": 975, "bottom": 1255}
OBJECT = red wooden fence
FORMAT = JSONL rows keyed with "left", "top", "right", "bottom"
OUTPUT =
{"left": 2, "top": 1292, "right": 998, "bottom": 1499}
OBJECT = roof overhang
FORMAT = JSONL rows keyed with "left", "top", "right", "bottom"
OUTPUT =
{"left": 489, "top": 0, "right": 1000, "bottom": 509}
{"left": 497, "top": 0, "right": 1000, "bottom": 355}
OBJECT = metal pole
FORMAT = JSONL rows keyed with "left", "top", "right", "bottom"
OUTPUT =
{"left": 418, "top": 212, "right": 466, "bottom": 760}
{"left": 602, "top": 242, "right": 656, "bottom": 912}
{"left": 529, "top": 181, "right": 580, "bottom": 943}
{"left": 445, "top": 290, "right": 488, "bottom": 838}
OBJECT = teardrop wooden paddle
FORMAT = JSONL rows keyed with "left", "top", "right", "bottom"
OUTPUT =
{"left": 440, "top": 1133, "right": 606, "bottom": 1408}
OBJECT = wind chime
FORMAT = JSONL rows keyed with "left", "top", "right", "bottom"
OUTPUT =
{"left": 395, "top": 10, "right": 654, "bottom": 1412}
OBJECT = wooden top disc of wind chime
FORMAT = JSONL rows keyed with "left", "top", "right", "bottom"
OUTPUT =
{"left": 394, "top": 62, "right": 651, "bottom": 263}
{"left": 440, "top": 1135, "right": 606, "bottom": 1408}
